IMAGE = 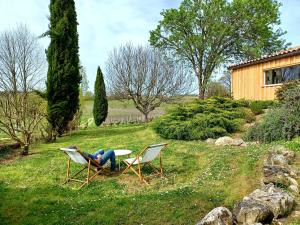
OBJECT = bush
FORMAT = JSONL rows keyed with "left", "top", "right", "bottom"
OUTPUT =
{"left": 153, "top": 97, "right": 247, "bottom": 140}
{"left": 275, "top": 80, "right": 300, "bottom": 102}
{"left": 245, "top": 85, "right": 300, "bottom": 143}
{"left": 249, "top": 100, "right": 276, "bottom": 115}
{"left": 243, "top": 108, "right": 256, "bottom": 123}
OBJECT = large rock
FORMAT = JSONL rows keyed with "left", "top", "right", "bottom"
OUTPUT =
{"left": 231, "top": 139, "right": 245, "bottom": 146}
{"left": 196, "top": 207, "right": 233, "bottom": 225}
{"left": 263, "top": 165, "right": 292, "bottom": 187}
{"left": 233, "top": 199, "right": 274, "bottom": 224}
{"left": 215, "top": 136, "right": 234, "bottom": 146}
{"left": 206, "top": 138, "right": 216, "bottom": 145}
{"left": 215, "top": 137, "right": 245, "bottom": 147}
{"left": 265, "top": 153, "right": 289, "bottom": 167}
{"left": 246, "top": 184, "right": 294, "bottom": 218}
{"left": 268, "top": 145, "right": 295, "bottom": 164}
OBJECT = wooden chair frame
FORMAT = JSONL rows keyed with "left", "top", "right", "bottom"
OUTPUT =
{"left": 62, "top": 149, "right": 103, "bottom": 189}
{"left": 122, "top": 144, "right": 167, "bottom": 184}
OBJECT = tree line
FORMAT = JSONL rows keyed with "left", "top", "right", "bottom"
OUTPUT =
{"left": 0, "top": 0, "right": 289, "bottom": 154}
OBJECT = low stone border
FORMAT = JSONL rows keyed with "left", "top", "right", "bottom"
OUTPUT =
{"left": 196, "top": 145, "right": 299, "bottom": 225}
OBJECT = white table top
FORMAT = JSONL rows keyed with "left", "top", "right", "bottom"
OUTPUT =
{"left": 114, "top": 149, "right": 132, "bottom": 156}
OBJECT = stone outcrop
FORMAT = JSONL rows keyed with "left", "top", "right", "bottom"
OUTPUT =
{"left": 196, "top": 207, "right": 233, "bottom": 225}
{"left": 195, "top": 145, "right": 298, "bottom": 225}
{"left": 233, "top": 198, "right": 274, "bottom": 224}
{"left": 245, "top": 184, "right": 294, "bottom": 218}
{"left": 263, "top": 145, "right": 299, "bottom": 195}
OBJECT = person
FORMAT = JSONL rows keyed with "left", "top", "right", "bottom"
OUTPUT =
{"left": 69, "top": 146, "right": 116, "bottom": 172}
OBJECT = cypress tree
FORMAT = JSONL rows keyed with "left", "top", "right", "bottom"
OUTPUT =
{"left": 46, "top": 0, "right": 81, "bottom": 136}
{"left": 93, "top": 66, "right": 108, "bottom": 126}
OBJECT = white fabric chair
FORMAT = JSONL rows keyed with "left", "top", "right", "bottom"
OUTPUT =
{"left": 122, "top": 143, "right": 167, "bottom": 184}
{"left": 60, "top": 147, "right": 102, "bottom": 188}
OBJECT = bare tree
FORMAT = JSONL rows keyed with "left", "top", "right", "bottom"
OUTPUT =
{"left": 219, "top": 70, "right": 231, "bottom": 93}
{"left": 106, "top": 43, "right": 192, "bottom": 121}
{"left": 0, "top": 25, "right": 46, "bottom": 155}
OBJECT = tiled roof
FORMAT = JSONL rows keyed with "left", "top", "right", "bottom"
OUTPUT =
{"left": 229, "top": 46, "right": 300, "bottom": 69}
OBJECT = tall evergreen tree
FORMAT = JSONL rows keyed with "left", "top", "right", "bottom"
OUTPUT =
{"left": 46, "top": 0, "right": 81, "bottom": 136}
{"left": 93, "top": 66, "right": 108, "bottom": 126}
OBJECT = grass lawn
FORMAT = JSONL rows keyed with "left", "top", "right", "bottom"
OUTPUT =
{"left": 3, "top": 124, "right": 299, "bottom": 225}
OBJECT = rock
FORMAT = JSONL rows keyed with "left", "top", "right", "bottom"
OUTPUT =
{"left": 247, "top": 184, "right": 294, "bottom": 218}
{"left": 289, "top": 185, "right": 299, "bottom": 194}
{"left": 263, "top": 166, "right": 291, "bottom": 187}
{"left": 265, "top": 152, "right": 289, "bottom": 168}
{"left": 281, "top": 151, "right": 295, "bottom": 163}
{"left": 206, "top": 138, "right": 216, "bottom": 144}
{"left": 287, "top": 177, "right": 298, "bottom": 187}
{"left": 233, "top": 199, "right": 274, "bottom": 224}
{"left": 263, "top": 165, "right": 297, "bottom": 179}
{"left": 268, "top": 145, "right": 295, "bottom": 163}
{"left": 271, "top": 219, "right": 282, "bottom": 225}
{"left": 215, "top": 136, "right": 234, "bottom": 146}
{"left": 231, "top": 139, "right": 245, "bottom": 146}
{"left": 196, "top": 207, "right": 233, "bottom": 225}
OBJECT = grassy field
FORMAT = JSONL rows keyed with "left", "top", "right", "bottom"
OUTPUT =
{"left": 1, "top": 123, "right": 300, "bottom": 225}
{"left": 81, "top": 99, "right": 164, "bottom": 125}
{"left": 81, "top": 96, "right": 198, "bottom": 126}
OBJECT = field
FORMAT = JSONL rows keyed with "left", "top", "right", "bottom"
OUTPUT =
{"left": 1, "top": 98, "right": 300, "bottom": 224}
{"left": 1, "top": 124, "right": 300, "bottom": 224}
{"left": 81, "top": 99, "right": 164, "bottom": 126}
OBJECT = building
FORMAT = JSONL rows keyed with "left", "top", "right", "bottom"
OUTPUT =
{"left": 229, "top": 46, "right": 300, "bottom": 100}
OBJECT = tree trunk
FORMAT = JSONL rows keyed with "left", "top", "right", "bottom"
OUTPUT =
{"left": 21, "top": 144, "right": 29, "bottom": 156}
{"left": 198, "top": 80, "right": 205, "bottom": 100}
{"left": 143, "top": 112, "right": 149, "bottom": 122}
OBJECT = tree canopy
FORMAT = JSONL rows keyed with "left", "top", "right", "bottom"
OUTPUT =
{"left": 93, "top": 66, "right": 108, "bottom": 126}
{"left": 46, "top": 0, "right": 81, "bottom": 137}
{"left": 106, "top": 43, "right": 191, "bottom": 121}
{"left": 150, "top": 0, "right": 289, "bottom": 99}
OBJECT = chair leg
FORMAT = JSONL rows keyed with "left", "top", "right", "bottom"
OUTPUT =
{"left": 66, "top": 158, "right": 71, "bottom": 182}
{"left": 87, "top": 160, "right": 91, "bottom": 185}
{"left": 160, "top": 154, "right": 164, "bottom": 177}
{"left": 122, "top": 161, "right": 131, "bottom": 174}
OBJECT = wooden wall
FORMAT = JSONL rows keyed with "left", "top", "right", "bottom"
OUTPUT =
{"left": 231, "top": 54, "right": 300, "bottom": 100}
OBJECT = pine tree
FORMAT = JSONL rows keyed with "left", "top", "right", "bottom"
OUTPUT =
{"left": 93, "top": 66, "right": 108, "bottom": 126}
{"left": 46, "top": 0, "right": 81, "bottom": 136}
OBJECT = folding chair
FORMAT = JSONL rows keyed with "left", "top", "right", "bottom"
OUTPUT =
{"left": 60, "top": 147, "right": 103, "bottom": 189}
{"left": 122, "top": 143, "right": 167, "bottom": 184}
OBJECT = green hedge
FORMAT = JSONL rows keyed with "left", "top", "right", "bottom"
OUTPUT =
{"left": 153, "top": 97, "right": 249, "bottom": 140}
{"left": 245, "top": 85, "right": 300, "bottom": 143}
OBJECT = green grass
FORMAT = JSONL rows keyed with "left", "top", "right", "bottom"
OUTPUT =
{"left": 0, "top": 124, "right": 278, "bottom": 225}
{"left": 81, "top": 99, "right": 164, "bottom": 126}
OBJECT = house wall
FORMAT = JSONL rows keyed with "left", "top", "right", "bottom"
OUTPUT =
{"left": 231, "top": 54, "right": 300, "bottom": 100}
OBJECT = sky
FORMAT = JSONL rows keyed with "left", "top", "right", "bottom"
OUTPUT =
{"left": 0, "top": 0, "right": 299, "bottom": 91}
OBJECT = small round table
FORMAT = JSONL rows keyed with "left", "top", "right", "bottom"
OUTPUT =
{"left": 114, "top": 149, "right": 132, "bottom": 170}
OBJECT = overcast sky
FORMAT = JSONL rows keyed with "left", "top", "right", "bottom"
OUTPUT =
{"left": 0, "top": 0, "right": 299, "bottom": 91}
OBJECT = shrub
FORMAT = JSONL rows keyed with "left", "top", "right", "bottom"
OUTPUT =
{"left": 153, "top": 97, "right": 246, "bottom": 140}
{"left": 275, "top": 80, "right": 300, "bottom": 102}
{"left": 249, "top": 101, "right": 264, "bottom": 115}
{"left": 249, "top": 100, "right": 277, "bottom": 115}
{"left": 245, "top": 85, "right": 300, "bottom": 143}
{"left": 243, "top": 108, "right": 256, "bottom": 123}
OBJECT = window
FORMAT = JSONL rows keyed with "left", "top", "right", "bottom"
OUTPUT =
{"left": 265, "top": 64, "right": 300, "bottom": 85}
